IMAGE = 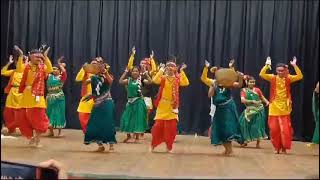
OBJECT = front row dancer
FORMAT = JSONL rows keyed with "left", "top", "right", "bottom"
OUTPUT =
{"left": 206, "top": 60, "right": 244, "bottom": 155}
{"left": 239, "top": 75, "right": 269, "bottom": 148}
{"left": 150, "top": 60, "right": 189, "bottom": 153}
{"left": 18, "top": 47, "right": 53, "bottom": 147}
{"left": 82, "top": 58, "right": 117, "bottom": 152}
{"left": 259, "top": 56, "right": 303, "bottom": 154}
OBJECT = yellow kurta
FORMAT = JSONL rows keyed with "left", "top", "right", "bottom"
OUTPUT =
{"left": 76, "top": 68, "right": 94, "bottom": 113}
{"left": 201, "top": 66, "right": 214, "bottom": 87}
{"left": 19, "top": 56, "right": 53, "bottom": 108}
{"left": 259, "top": 65, "right": 303, "bottom": 116}
{"left": 152, "top": 70, "right": 189, "bottom": 120}
{"left": 1, "top": 56, "right": 24, "bottom": 108}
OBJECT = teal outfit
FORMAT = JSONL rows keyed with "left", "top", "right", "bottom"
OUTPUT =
{"left": 84, "top": 75, "right": 117, "bottom": 145}
{"left": 312, "top": 92, "right": 319, "bottom": 144}
{"left": 120, "top": 77, "right": 148, "bottom": 133}
{"left": 210, "top": 86, "right": 242, "bottom": 145}
{"left": 46, "top": 74, "right": 66, "bottom": 128}
{"left": 239, "top": 88, "right": 268, "bottom": 143}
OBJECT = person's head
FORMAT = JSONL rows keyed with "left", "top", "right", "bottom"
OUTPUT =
{"left": 165, "top": 60, "right": 177, "bottom": 76}
{"left": 28, "top": 49, "right": 44, "bottom": 65}
{"left": 276, "top": 63, "right": 289, "bottom": 78}
{"left": 131, "top": 66, "right": 140, "bottom": 79}
{"left": 140, "top": 58, "right": 151, "bottom": 72}
{"left": 52, "top": 66, "right": 61, "bottom": 76}
{"left": 245, "top": 76, "right": 256, "bottom": 89}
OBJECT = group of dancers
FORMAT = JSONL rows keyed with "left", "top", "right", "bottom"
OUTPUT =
{"left": 1, "top": 45, "right": 319, "bottom": 156}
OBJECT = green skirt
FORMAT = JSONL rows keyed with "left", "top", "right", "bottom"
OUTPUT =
{"left": 46, "top": 93, "right": 66, "bottom": 129}
{"left": 239, "top": 105, "right": 268, "bottom": 143}
{"left": 120, "top": 98, "right": 148, "bottom": 133}
{"left": 210, "top": 100, "right": 243, "bottom": 145}
{"left": 312, "top": 93, "right": 319, "bottom": 144}
{"left": 84, "top": 99, "right": 117, "bottom": 145}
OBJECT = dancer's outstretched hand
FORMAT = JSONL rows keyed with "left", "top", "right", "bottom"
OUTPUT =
{"left": 132, "top": 46, "right": 136, "bottom": 55}
{"left": 8, "top": 55, "right": 14, "bottom": 64}
{"left": 290, "top": 56, "right": 297, "bottom": 66}
{"left": 180, "top": 63, "right": 187, "bottom": 71}
{"left": 205, "top": 60, "right": 210, "bottom": 67}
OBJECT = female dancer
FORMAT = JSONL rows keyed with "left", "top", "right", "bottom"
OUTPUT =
{"left": 239, "top": 75, "right": 269, "bottom": 148}
{"left": 126, "top": 47, "right": 158, "bottom": 139}
{"left": 119, "top": 65, "right": 152, "bottom": 143}
{"left": 150, "top": 60, "right": 189, "bottom": 153}
{"left": 83, "top": 58, "right": 117, "bottom": 152}
{"left": 207, "top": 60, "right": 244, "bottom": 155}
{"left": 46, "top": 56, "right": 67, "bottom": 137}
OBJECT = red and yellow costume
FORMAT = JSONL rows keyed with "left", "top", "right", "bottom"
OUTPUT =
{"left": 151, "top": 68, "right": 189, "bottom": 151}
{"left": 1, "top": 55, "right": 25, "bottom": 133}
{"left": 259, "top": 64, "right": 303, "bottom": 151}
{"left": 76, "top": 68, "right": 94, "bottom": 133}
{"left": 17, "top": 56, "right": 53, "bottom": 139}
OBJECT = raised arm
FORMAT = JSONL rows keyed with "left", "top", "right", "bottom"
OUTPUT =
{"left": 1, "top": 55, "right": 14, "bottom": 77}
{"left": 13, "top": 45, "right": 25, "bottom": 73}
{"left": 119, "top": 68, "right": 129, "bottom": 85}
{"left": 288, "top": 57, "right": 303, "bottom": 83}
{"left": 152, "top": 64, "right": 165, "bottom": 85}
{"left": 259, "top": 57, "right": 274, "bottom": 81}
{"left": 43, "top": 47, "right": 53, "bottom": 74}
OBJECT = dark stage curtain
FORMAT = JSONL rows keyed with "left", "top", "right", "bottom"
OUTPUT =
{"left": 1, "top": 0, "right": 319, "bottom": 141}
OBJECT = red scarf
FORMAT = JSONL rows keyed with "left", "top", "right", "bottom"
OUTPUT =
{"left": 19, "top": 63, "right": 45, "bottom": 96}
{"left": 270, "top": 75, "right": 291, "bottom": 104}
{"left": 154, "top": 73, "right": 180, "bottom": 109}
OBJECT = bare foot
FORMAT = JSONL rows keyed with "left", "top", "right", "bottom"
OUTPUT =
{"left": 256, "top": 143, "right": 261, "bottom": 149}
{"left": 240, "top": 143, "right": 247, "bottom": 148}
{"left": 57, "top": 134, "right": 65, "bottom": 138}
{"left": 134, "top": 139, "right": 140, "bottom": 143}
{"left": 109, "top": 145, "right": 114, "bottom": 151}
{"left": 35, "top": 138, "right": 42, "bottom": 148}
{"left": 306, "top": 143, "right": 315, "bottom": 148}
{"left": 94, "top": 146, "right": 105, "bottom": 152}
{"left": 122, "top": 138, "right": 131, "bottom": 143}
{"left": 274, "top": 149, "right": 280, "bottom": 154}
{"left": 281, "top": 148, "right": 287, "bottom": 154}
{"left": 46, "top": 132, "right": 54, "bottom": 137}
{"left": 28, "top": 137, "right": 36, "bottom": 146}
{"left": 149, "top": 146, "right": 155, "bottom": 153}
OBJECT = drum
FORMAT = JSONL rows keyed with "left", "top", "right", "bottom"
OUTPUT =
{"left": 83, "top": 63, "right": 105, "bottom": 74}
{"left": 215, "top": 68, "right": 238, "bottom": 87}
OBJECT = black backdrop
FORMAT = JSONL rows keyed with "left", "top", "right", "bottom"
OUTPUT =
{"left": 1, "top": 0, "right": 319, "bottom": 141}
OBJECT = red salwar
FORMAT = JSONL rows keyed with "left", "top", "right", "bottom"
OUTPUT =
{"left": 151, "top": 119, "right": 177, "bottom": 151}
{"left": 3, "top": 107, "right": 19, "bottom": 133}
{"left": 17, "top": 108, "right": 49, "bottom": 139}
{"left": 78, "top": 112, "right": 90, "bottom": 133}
{"left": 268, "top": 115, "right": 293, "bottom": 151}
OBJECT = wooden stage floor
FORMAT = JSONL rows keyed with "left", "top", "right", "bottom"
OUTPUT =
{"left": 1, "top": 129, "right": 319, "bottom": 179}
